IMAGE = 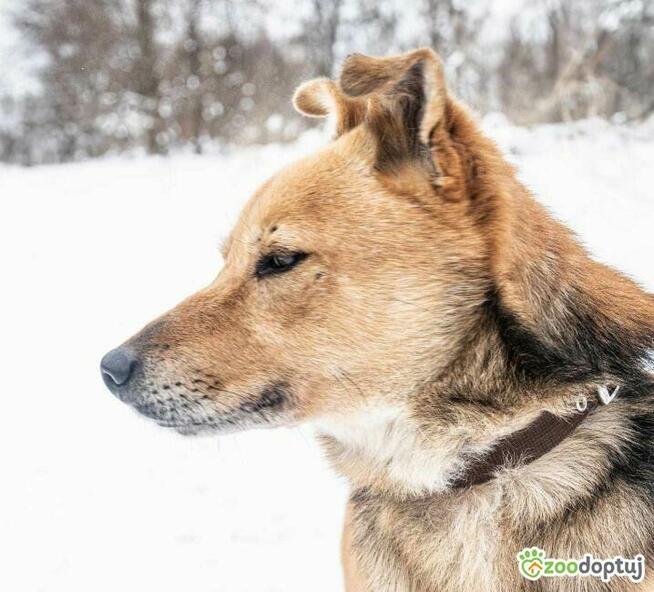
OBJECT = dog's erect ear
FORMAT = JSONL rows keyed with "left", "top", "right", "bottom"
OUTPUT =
{"left": 293, "top": 78, "right": 366, "bottom": 138}
{"left": 339, "top": 49, "right": 448, "bottom": 175}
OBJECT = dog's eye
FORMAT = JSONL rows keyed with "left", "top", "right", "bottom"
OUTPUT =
{"left": 256, "top": 252, "right": 307, "bottom": 277}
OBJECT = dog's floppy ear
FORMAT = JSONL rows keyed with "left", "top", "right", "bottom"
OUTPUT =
{"left": 340, "top": 48, "right": 448, "bottom": 175}
{"left": 293, "top": 78, "right": 366, "bottom": 138}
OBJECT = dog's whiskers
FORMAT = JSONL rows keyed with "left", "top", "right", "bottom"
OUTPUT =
{"left": 331, "top": 367, "right": 366, "bottom": 400}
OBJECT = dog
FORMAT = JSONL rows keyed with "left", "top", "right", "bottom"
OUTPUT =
{"left": 101, "top": 48, "right": 654, "bottom": 591}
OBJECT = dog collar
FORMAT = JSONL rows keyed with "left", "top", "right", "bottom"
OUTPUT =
{"left": 449, "top": 385, "right": 620, "bottom": 490}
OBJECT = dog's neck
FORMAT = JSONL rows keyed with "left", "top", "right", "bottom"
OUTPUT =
{"left": 316, "top": 282, "right": 651, "bottom": 513}
{"left": 314, "top": 359, "right": 639, "bottom": 507}
{"left": 314, "top": 384, "right": 599, "bottom": 498}
{"left": 318, "top": 286, "right": 651, "bottom": 500}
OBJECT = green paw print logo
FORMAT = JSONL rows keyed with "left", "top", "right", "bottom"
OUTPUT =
{"left": 518, "top": 547, "right": 546, "bottom": 581}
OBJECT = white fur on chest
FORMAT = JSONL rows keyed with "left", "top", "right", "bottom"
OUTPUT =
{"left": 313, "top": 403, "right": 467, "bottom": 495}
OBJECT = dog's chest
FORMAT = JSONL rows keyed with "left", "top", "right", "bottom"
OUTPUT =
{"left": 350, "top": 489, "right": 521, "bottom": 592}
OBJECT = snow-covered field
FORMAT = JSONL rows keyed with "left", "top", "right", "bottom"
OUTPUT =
{"left": 1, "top": 120, "right": 652, "bottom": 592}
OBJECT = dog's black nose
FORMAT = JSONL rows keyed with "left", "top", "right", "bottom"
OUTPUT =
{"left": 101, "top": 347, "right": 138, "bottom": 390}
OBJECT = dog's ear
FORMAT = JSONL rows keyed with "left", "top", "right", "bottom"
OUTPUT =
{"left": 293, "top": 78, "right": 366, "bottom": 138}
{"left": 339, "top": 49, "right": 448, "bottom": 176}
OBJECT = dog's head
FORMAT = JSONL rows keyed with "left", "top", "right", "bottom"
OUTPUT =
{"left": 101, "top": 49, "right": 494, "bottom": 435}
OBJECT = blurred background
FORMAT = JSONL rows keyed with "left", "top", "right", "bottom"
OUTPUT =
{"left": 0, "top": 0, "right": 653, "bottom": 165}
{"left": 0, "top": 2, "right": 652, "bottom": 592}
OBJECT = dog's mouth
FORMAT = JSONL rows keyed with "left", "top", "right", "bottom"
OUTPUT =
{"left": 154, "top": 420, "right": 219, "bottom": 436}
{"left": 150, "top": 413, "right": 253, "bottom": 436}
{"left": 112, "top": 372, "right": 294, "bottom": 436}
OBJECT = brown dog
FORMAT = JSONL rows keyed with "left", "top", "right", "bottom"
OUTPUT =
{"left": 101, "top": 49, "right": 654, "bottom": 591}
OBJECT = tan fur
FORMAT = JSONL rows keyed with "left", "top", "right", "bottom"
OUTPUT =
{"left": 343, "top": 501, "right": 369, "bottom": 591}
{"left": 113, "top": 48, "right": 654, "bottom": 591}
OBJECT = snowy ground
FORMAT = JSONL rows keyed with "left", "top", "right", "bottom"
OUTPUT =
{"left": 1, "top": 120, "right": 652, "bottom": 592}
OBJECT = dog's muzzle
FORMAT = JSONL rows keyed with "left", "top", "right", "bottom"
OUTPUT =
{"left": 100, "top": 341, "right": 293, "bottom": 435}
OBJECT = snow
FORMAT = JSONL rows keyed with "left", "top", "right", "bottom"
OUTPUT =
{"left": 0, "top": 120, "right": 652, "bottom": 592}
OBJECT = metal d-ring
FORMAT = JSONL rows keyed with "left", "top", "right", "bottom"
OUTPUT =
{"left": 575, "top": 395, "right": 588, "bottom": 412}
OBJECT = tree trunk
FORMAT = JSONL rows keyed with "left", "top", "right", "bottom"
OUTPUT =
{"left": 187, "top": 0, "right": 203, "bottom": 154}
{"left": 312, "top": 0, "right": 342, "bottom": 78}
{"left": 135, "top": 0, "right": 160, "bottom": 154}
